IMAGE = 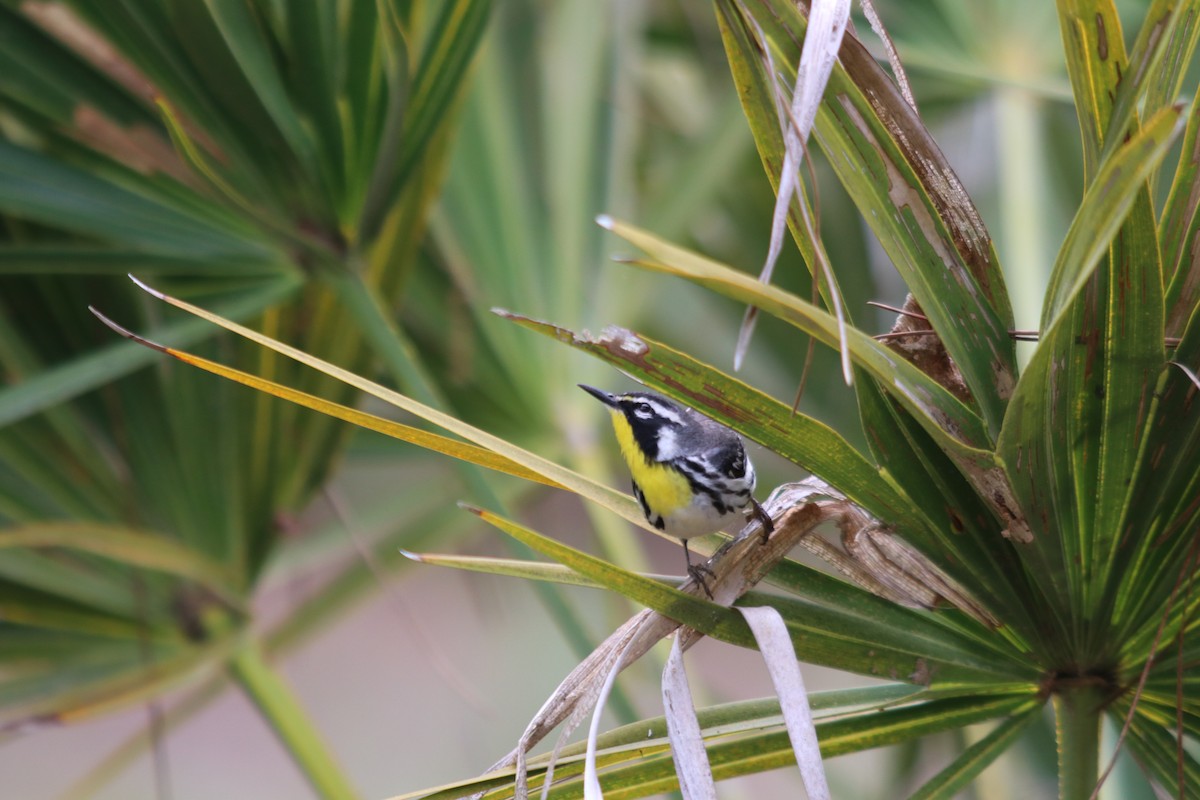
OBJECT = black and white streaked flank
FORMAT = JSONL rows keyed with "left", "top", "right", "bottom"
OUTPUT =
{"left": 660, "top": 415, "right": 757, "bottom": 538}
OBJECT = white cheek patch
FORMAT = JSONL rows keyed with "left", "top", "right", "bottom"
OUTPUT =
{"left": 656, "top": 426, "right": 681, "bottom": 460}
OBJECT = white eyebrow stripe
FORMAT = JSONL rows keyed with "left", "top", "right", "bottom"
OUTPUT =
{"left": 647, "top": 399, "right": 682, "bottom": 424}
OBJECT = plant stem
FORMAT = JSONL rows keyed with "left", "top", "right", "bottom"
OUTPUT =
{"left": 1054, "top": 682, "right": 1104, "bottom": 800}
{"left": 995, "top": 83, "right": 1050, "bottom": 340}
{"left": 230, "top": 641, "right": 361, "bottom": 800}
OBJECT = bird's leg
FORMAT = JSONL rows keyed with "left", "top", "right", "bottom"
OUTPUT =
{"left": 683, "top": 540, "right": 714, "bottom": 599}
{"left": 750, "top": 497, "right": 774, "bottom": 544}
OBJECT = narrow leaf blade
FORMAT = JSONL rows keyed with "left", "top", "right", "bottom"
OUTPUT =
{"left": 1040, "top": 104, "right": 1182, "bottom": 331}
{"left": 596, "top": 217, "right": 993, "bottom": 456}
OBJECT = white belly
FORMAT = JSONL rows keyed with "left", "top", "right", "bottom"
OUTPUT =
{"left": 661, "top": 494, "right": 744, "bottom": 539}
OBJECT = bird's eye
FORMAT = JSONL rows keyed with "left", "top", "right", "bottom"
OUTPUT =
{"left": 633, "top": 402, "right": 653, "bottom": 418}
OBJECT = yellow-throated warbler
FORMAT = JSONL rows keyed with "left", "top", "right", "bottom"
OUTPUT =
{"left": 580, "top": 385, "right": 773, "bottom": 595}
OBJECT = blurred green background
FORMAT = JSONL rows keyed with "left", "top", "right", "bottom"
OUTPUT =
{"left": 0, "top": 0, "right": 1168, "bottom": 797}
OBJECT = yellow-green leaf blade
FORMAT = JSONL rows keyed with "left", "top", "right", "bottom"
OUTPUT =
{"left": 0, "top": 522, "right": 239, "bottom": 606}
{"left": 598, "top": 217, "right": 993, "bottom": 458}
{"left": 466, "top": 506, "right": 1034, "bottom": 685}
{"left": 136, "top": 342, "right": 563, "bottom": 491}
{"left": 717, "top": 0, "right": 1016, "bottom": 435}
{"left": 496, "top": 311, "right": 927, "bottom": 536}
{"left": 1040, "top": 104, "right": 1182, "bottom": 332}
{"left": 94, "top": 283, "right": 645, "bottom": 527}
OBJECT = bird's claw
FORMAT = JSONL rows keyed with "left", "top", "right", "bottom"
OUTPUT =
{"left": 750, "top": 498, "right": 774, "bottom": 544}
{"left": 687, "top": 563, "right": 715, "bottom": 599}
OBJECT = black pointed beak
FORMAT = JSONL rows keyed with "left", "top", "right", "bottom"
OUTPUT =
{"left": 578, "top": 384, "right": 618, "bottom": 408}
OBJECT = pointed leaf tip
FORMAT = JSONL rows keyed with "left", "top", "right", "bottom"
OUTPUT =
{"left": 88, "top": 305, "right": 123, "bottom": 333}
{"left": 457, "top": 501, "right": 484, "bottom": 516}
{"left": 1169, "top": 360, "right": 1200, "bottom": 390}
{"left": 398, "top": 549, "right": 424, "bottom": 562}
{"left": 127, "top": 273, "right": 166, "bottom": 299}
{"left": 595, "top": 214, "right": 614, "bottom": 230}
{"left": 733, "top": 306, "right": 759, "bottom": 371}
{"left": 88, "top": 307, "right": 170, "bottom": 354}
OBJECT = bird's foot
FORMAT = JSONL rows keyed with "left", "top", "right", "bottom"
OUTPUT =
{"left": 687, "top": 562, "right": 715, "bottom": 599}
{"left": 750, "top": 498, "right": 774, "bottom": 544}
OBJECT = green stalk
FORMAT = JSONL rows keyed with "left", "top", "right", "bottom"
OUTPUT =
{"left": 1054, "top": 682, "right": 1104, "bottom": 800}
{"left": 229, "top": 642, "right": 361, "bottom": 800}
{"left": 995, "top": 84, "right": 1051, "bottom": 344}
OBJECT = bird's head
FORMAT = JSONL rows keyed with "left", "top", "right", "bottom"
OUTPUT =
{"left": 578, "top": 385, "right": 687, "bottom": 461}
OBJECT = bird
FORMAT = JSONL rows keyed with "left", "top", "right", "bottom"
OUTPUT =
{"left": 580, "top": 384, "right": 773, "bottom": 596}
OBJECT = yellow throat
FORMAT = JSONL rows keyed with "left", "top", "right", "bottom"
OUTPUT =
{"left": 609, "top": 409, "right": 692, "bottom": 517}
